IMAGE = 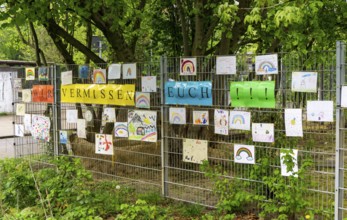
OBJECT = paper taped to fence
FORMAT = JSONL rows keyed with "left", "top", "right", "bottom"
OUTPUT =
{"left": 255, "top": 54, "right": 278, "bottom": 75}
{"left": 95, "top": 134, "right": 113, "bottom": 155}
{"left": 307, "top": 101, "right": 333, "bottom": 122}
{"left": 280, "top": 149, "right": 298, "bottom": 177}
{"left": 291, "top": 72, "right": 317, "bottom": 92}
{"left": 234, "top": 144, "right": 255, "bottom": 164}
{"left": 284, "top": 109, "right": 303, "bottom": 137}
{"left": 32, "top": 85, "right": 54, "bottom": 103}
{"left": 165, "top": 81, "right": 212, "bottom": 106}
{"left": 230, "top": 81, "right": 275, "bottom": 108}
{"left": 61, "top": 84, "right": 135, "bottom": 106}
{"left": 128, "top": 110, "right": 157, "bottom": 142}
{"left": 183, "top": 139, "right": 208, "bottom": 164}
{"left": 31, "top": 115, "right": 50, "bottom": 142}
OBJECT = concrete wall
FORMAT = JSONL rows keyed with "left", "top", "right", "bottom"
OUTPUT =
{"left": 0, "top": 70, "right": 17, "bottom": 113}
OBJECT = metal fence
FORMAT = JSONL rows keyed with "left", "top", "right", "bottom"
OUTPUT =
{"left": 12, "top": 42, "right": 347, "bottom": 219}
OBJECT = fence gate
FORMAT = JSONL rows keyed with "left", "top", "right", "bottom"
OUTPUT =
{"left": 162, "top": 51, "right": 337, "bottom": 216}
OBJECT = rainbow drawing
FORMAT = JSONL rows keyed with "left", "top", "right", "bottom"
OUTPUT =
{"left": 26, "top": 68, "right": 35, "bottom": 80}
{"left": 231, "top": 114, "right": 245, "bottom": 125}
{"left": 114, "top": 122, "right": 128, "bottom": 137}
{"left": 141, "top": 132, "right": 157, "bottom": 141}
{"left": 257, "top": 61, "right": 276, "bottom": 73}
{"left": 171, "top": 113, "right": 183, "bottom": 123}
{"left": 180, "top": 58, "right": 196, "bottom": 75}
{"left": 136, "top": 92, "right": 150, "bottom": 109}
{"left": 93, "top": 69, "right": 106, "bottom": 84}
{"left": 234, "top": 144, "right": 255, "bottom": 164}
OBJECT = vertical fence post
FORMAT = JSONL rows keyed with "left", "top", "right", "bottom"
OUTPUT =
{"left": 53, "top": 64, "right": 61, "bottom": 156}
{"left": 160, "top": 56, "right": 168, "bottom": 197}
{"left": 335, "top": 41, "right": 345, "bottom": 220}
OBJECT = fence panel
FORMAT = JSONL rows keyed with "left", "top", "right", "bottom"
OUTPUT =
{"left": 162, "top": 52, "right": 336, "bottom": 216}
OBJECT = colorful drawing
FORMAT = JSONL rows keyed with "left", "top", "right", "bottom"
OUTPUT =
{"left": 16, "top": 103, "right": 25, "bottom": 116}
{"left": 216, "top": 56, "right": 236, "bottom": 75}
{"left": 79, "top": 65, "right": 89, "bottom": 79}
{"left": 38, "top": 67, "right": 48, "bottom": 81}
{"left": 183, "top": 139, "right": 208, "bottom": 164}
{"left": 93, "top": 69, "right": 107, "bottom": 84}
{"left": 169, "top": 107, "right": 186, "bottom": 125}
{"left": 180, "top": 58, "right": 197, "bottom": 75}
{"left": 24, "top": 114, "right": 31, "bottom": 132}
{"left": 22, "top": 89, "right": 31, "bottom": 102}
{"left": 193, "top": 110, "right": 209, "bottom": 125}
{"left": 234, "top": 144, "right": 255, "bottom": 164}
{"left": 229, "top": 111, "right": 251, "bottom": 131}
{"left": 214, "top": 109, "right": 229, "bottom": 135}
{"left": 61, "top": 70, "right": 73, "bottom": 85}
{"left": 165, "top": 81, "right": 212, "bottom": 106}
{"left": 307, "top": 101, "right": 333, "bottom": 122}
{"left": 136, "top": 92, "right": 150, "bottom": 109}
{"left": 60, "top": 130, "right": 68, "bottom": 144}
{"left": 292, "top": 72, "right": 318, "bottom": 92}
{"left": 230, "top": 81, "right": 275, "bottom": 108}
{"left": 252, "top": 123, "right": 274, "bottom": 143}
{"left": 122, "top": 63, "right": 137, "bottom": 79}
{"left": 31, "top": 115, "right": 50, "bottom": 142}
{"left": 142, "top": 76, "right": 156, "bottom": 92}
{"left": 25, "top": 67, "right": 35, "bottom": 80}
{"left": 95, "top": 134, "right": 113, "bottom": 155}
{"left": 280, "top": 149, "right": 298, "bottom": 177}
{"left": 77, "top": 119, "right": 86, "bottom": 138}
{"left": 114, "top": 122, "right": 129, "bottom": 138}
{"left": 66, "top": 109, "right": 78, "bottom": 124}
{"left": 128, "top": 110, "right": 157, "bottom": 142}
{"left": 15, "top": 124, "right": 24, "bottom": 137}
{"left": 255, "top": 54, "right": 278, "bottom": 75}
{"left": 108, "top": 64, "right": 121, "bottom": 79}
{"left": 284, "top": 109, "right": 303, "bottom": 137}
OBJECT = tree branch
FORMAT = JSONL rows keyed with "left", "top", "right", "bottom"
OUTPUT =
{"left": 176, "top": 0, "right": 191, "bottom": 56}
{"left": 29, "top": 22, "right": 41, "bottom": 66}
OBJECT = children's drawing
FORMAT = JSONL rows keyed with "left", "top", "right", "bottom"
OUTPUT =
{"left": 122, "top": 63, "right": 137, "bottom": 79}
{"left": 193, "top": 110, "right": 209, "bottom": 125}
{"left": 136, "top": 92, "right": 150, "bottom": 109}
{"left": 16, "top": 103, "right": 25, "bottom": 116}
{"left": 216, "top": 56, "right": 236, "bottom": 75}
{"left": 77, "top": 119, "right": 86, "bottom": 138}
{"left": 234, "top": 144, "right": 255, "bottom": 164}
{"left": 180, "top": 58, "right": 197, "bottom": 75}
{"left": 280, "top": 149, "right": 298, "bottom": 177}
{"left": 141, "top": 76, "right": 157, "bottom": 92}
{"left": 79, "top": 65, "right": 89, "bottom": 79}
{"left": 169, "top": 107, "right": 186, "bottom": 125}
{"left": 14, "top": 78, "right": 22, "bottom": 89}
{"left": 214, "top": 109, "right": 229, "bottom": 135}
{"left": 93, "top": 69, "right": 107, "bottom": 84}
{"left": 103, "top": 108, "right": 116, "bottom": 123}
{"left": 285, "top": 109, "right": 303, "bottom": 137}
{"left": 15, "top": 124, "right": 24, "bottom": 137}
{"left": 61, "top": 70, "right": 73, "bottom": 85}
{"left": 291, "top": 72, "right": 317, "bottom": 92}
{"left": 24, "top": 114, "right": 31, "bottom": 132}
{"left": 38, "top": 67, "right": 48, "bottom": 81}
{"left": 342, "top": 86, "right": 347, "bottom": 108}
{"left": 22, "top": 89, "right": 31, "bottom": 102}
{"left": 229, "top": 111, "right": 251, "bottom": 131}
{"left": 114, "top": 122, "right": 129, "bottom": 137}
{"left": 255, "top": 54, "right": 278, "bottom": 75}
{"left": 183, "top": 139, "right": 208, "bottom": 164}
{"left": 25, "top": 67, "right": 35, "bottom": 81}
{"left": 95, "top": 134, "right": 113, "bottom": 155}
{"left": 128, "top": 110, "right": 157, "bottom": 142}
{"left": 60, "top": 130, "right": 68, "bottom": 144}
{"left": 307, "top": 101, "right": 333, "bottom": 122}
{"left": 31, "top": 115, "right": 50, "bottom": 142}
{"left": 66, "top": 109, "right": 78, "bottom": 124}
{"left": 252, "top": 123, "right": 274, "bottom": 143}
{"left": 108, "top": 64, "right": 121, "bottom": 79}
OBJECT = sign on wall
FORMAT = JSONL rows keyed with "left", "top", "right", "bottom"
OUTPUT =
{"left": 32, "top": 85, "right": 54, "bottom": 103}
{"left": 165, "top": 81, "right": 212, "bottom": 106}
{"left": 61, "top": 84, "right": 135, "bottom": 106}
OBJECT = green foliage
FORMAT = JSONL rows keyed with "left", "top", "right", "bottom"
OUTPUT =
{"left": 137, "top": 191, "right": 164, "bottom": 205}
{"left": 116, "top": 199, "right": 167, "bottom": 220}
{"left": 178, "top": 203, "right": 204, "bottom": 218}
{"left": 201, "top": 161, "right": 252, "bottom": 215}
